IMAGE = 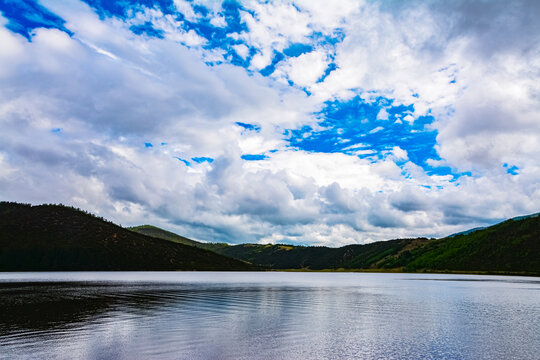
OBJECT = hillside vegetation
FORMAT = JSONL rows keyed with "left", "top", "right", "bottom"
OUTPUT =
{"left": 0, "top": 202, "right": 254, "bottom": 271}
{"left": 132, "top": 215, "right": 540, "bottom": 275}
{"left": 1, "top": 201, "right": 538, "bottom": 275}
{"left": 206, "top": 238, "right": 430, "bottom": 270}
{"left": 380, "top": 215, "right": 540, "bottom": 274}
{"left": 128, "top": 227, "right": 430, "bottom": 270}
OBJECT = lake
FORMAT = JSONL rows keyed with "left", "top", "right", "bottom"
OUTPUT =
{"left": 0, "top": 272, "right": 538, "bottom": 360}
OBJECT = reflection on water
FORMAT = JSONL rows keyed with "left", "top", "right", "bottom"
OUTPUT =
{"left": 0, "top": 272, "right": 539, "bottom": 360}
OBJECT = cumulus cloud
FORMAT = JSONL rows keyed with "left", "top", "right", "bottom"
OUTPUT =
{"left": 275, "top": 50, "right": 329, "bottom": 87}
{"left": 0, "top": 0, "right": 538, "bottom": 246}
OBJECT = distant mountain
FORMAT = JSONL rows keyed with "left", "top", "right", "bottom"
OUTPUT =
{"left": 133, "top": 214, "right": 540, "bottom": 276}
{"left": 0, "top": 202, "right": 254, "bottom": 271}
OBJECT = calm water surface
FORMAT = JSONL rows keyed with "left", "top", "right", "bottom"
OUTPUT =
{"left": 0, "top": 272, "right": 538, "bottom": 360}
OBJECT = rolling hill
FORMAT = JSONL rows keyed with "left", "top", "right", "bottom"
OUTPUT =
{"left": 129, "top": 226, "right": 430, "bottom": 270}
{"left": 378, "top": 214, "right": 540, "bottom": 274}
{"left": 2, "top": 201, "right": 538, "bottom": 275}
{"left": 132, "top": 215, "right": 540, "bottom": 275}
{"left": 0, "top": 202, "right": 254, "bottom": 271}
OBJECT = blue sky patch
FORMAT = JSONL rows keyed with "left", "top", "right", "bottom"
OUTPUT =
{"left": 504, "top": 163, "right": 519, "bottom": 175}
{"left": 130, "top": 21, "right": 164, "bottom": 38}
{"left": 311, "top": 30, "right": 345, "bottom": 46}
{"left": 241, "top": 154, "right": 268, "bottom": 161}
{"left": 317, "top": 62, "right": 338, "bottom": 83}
{"left": 283, "top": 43, "right": 313, "bottom": 57}
{"left": 286, "top": 96, "right": 465, "bottom": 178}
{"left": 260, "top": 51, "right": 285, "bottom": 76}
{"left": 0, "top": 0, "right": 72, "bottom": 40}
{"left": 175, "top": 156, "right": 190, "bottom": 166}
{"left": 192, "top": 156, "right": 214, "bottom": 164}
{"left": 236, "top": 122, "right": 261, "bottom": 132}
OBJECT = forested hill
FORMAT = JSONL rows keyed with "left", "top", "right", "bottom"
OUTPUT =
{"left": 0, "top": 202, "right": 254, "bottom": 271}
{"left": 383, "top": 214, "right": 540, "bottom": 274}
{"left": 1, "top": 201, "right": 538, "bottom": 275}
{"left": 129, "top": 226, "right": 429, "bottom": 270}
{"left": 133, "top": 214, "right": 540, "bottom": 275}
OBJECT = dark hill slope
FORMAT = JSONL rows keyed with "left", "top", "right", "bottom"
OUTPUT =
{"left": 0, "top": 202, "right": 254, "bottom": 271}
{"left": 127, "top": 225, "right": 203, "bottom": 247}
{"left": 126, "top": 225, "right": 229, "bottom": 253}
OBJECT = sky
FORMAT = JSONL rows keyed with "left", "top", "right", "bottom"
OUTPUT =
{"left": 0, "top": 0, "right": 539, "bottom": 246}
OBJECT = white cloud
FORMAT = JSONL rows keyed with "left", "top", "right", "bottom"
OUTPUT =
{"left": 369, "top": 126, "right": 384, "bottom": 134}
{"left": 209, "top": 15, "right": 227, "bottom": 28}
{"left": 0, "top": 0, "right": 539, "bottom": 246}
{"left": 249, "top": 50, "right": 272, "bottom": 70}
{"left": 402, "top": 114, "right": 414, "bottom": 124}
{"left": 173, "top": 0, "right": 199, "bottom": 22}
{"left": 275, "top": 50, "right": 328, "bottom": 87}
{"left": 232, "top": 44, "right": 249, "bottom": 59}
{"left": 391, "top": 146, "right": 408, "bottom": 161}
{"left": 238, "top": 2, "right": 314, "bottom": 72}
{"left": 377, "top": 108, "right": 389, "bottom": 120}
